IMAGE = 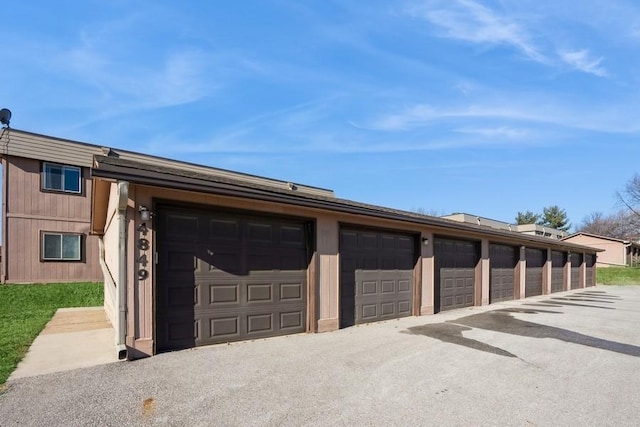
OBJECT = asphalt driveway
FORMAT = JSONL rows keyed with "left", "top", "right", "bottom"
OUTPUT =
{"left": 1, "top": 286, "right": 640, "bottom": 426}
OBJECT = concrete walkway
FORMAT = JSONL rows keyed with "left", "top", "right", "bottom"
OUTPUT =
{"left": 9, "top": 307, "right": 120, "bottom": 380}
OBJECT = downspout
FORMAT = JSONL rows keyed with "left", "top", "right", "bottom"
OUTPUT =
{"left": 97, "top": 239, "right": 120, "bottom": 356}
{"left": 623, "top": 242, "right": 630, "bottom": 266}
{"left": 116, "top": 181, "right": 129, "bottom": 359}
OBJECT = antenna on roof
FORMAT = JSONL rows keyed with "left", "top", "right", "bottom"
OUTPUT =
{"left": 0, "top": 108, "right": 11, "bottom": 127}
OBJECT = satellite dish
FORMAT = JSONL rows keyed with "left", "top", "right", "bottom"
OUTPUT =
{"left": 0, "top": 108, "right": 11, "bottom": 127}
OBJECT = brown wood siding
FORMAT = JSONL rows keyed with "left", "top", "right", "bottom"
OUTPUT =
{"left": 6, "top": 157, "right": 92, "bottom": 219}
{"left": 5, "top": 217, "right": 102, "bottom": 282}
{"left": 3, "top": 157, "right": 102, "bottom": 283}
{"left": 0, "top": 131, "right": 98, "bottom": 167}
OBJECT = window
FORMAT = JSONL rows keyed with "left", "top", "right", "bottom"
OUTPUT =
{"left": 42, "top": 233, "right": 82, "bottom": 261}
{"left": 42, "top": 162, "right": 81, "bottom": 193}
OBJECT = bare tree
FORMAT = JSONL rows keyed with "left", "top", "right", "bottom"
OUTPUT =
{"left": 617, "top": 173, "right": 640, "bottom": 218}
{"left": 578, "top": 210, "right": 640, "bottom": 240}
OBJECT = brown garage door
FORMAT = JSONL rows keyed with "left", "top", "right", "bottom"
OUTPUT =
{"left": 585, "top": 254, "right": 595, "bottom": 287}
{"left": 340, "top": 228, "right": 416, "bottom": 328}
{"left": 434, "top": 237, "right": 479, "bottom": 312}
{"left": 156, "top": 205, "right": 311, "bottom": 352}
{"left": 570, "top": 253, "right": 582, "bottom": 289}
{"left": 489, "top": 244, "right": 518, "bottom": 303}
{"left": 525, "top": 248, "right": 545, "bottom": 297}
{"left": 551, "top": 251, "right": 565, "bottom": 293}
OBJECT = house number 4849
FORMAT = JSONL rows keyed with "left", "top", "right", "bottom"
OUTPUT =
{"left": 137, "top": 222, "right": 149, "bottom": 280}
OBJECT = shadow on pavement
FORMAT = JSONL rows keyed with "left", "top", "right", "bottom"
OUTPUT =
{"left": 576, "top": 292, "right": 621, "bottom": 300}
{"left": 539, "top": 299, "right": 614, "bottom": 310}
{"left": 406, "top": 303, "right": 640, "bottom": 359}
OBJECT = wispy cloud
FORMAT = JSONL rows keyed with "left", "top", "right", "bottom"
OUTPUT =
{"left": 454, "top": 126, "right": 530, "bottom": 140}
{"left": 360, "top": 103, "right": 548, "bottom": 131}
{"left": 61, "top": 42, "right": 215, "bottom": 113}
{"left": 559, "top": 49, "right": 608, "bottom": 77}
{"left": 405, "top": 0, "right": 618, "bottom": 78}
{"left": 361, "top": 98, "right": 640, "bottom": 134}
{"left": 407, "top": 0, "right": 545, "bottom": 62}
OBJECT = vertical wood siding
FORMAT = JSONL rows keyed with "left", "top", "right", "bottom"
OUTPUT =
{"left": 4, "top": 157, "right": 102, "bottom": 282}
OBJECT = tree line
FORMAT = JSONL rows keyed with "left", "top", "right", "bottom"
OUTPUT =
{"left": 516, "top": 174, "right": 640, "bottom": 240}
{"left": 515, "top": 205, "right": 571, "bottom": 231}
{"left": 577, "top": 174, "right": 640, "bottom": 240}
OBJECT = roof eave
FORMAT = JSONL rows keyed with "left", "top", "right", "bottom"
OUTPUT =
{"left": 91, "top": 157, "right": 601, "bottom": 253}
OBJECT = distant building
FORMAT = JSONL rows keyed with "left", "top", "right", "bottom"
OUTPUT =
{"left": 441, "top": 213, "right": 568, "bottom": 239}
{"left": 562, "top": 232, "right": 640, "bottom": 267}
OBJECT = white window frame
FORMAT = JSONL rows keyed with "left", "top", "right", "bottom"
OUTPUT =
{"left": 41, "top": 232, "right": 82, "bottom": 261}
{"left": 42, "top": 162, "right": 82, "bottom": 194}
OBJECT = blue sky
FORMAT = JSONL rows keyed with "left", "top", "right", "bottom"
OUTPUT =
{"left": 3, "top": 0, "right": 640, "bottom": 228}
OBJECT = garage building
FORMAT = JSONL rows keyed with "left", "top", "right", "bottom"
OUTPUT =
{"left": 0, "top": 129, "right": 600, "bottom": 359}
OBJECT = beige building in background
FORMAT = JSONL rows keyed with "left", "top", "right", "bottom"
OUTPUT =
{"left": 562, "top": 232, "right": 640, "bottom": 267}
{"left": 1, "top": 128, "right": 600, "bottom": 360}
{"left": 442, "top": 213, "right": 568, "bottom": 239}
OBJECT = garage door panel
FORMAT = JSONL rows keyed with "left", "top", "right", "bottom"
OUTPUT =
{"left": 525, "top": 268, "right": 543, "bottom": 297}
{"left": 381, "top": 302, "right": 395, "bottom": 316}
{"left": 551, "top": 269, "right": 564, "bottom": 292}
{"left": 381, "top": 235, "right": 395, "bottom": 249}
{"left": 199, "top": 303, "right": 306, "bottom": 340}
{"left": 570, "top": 253, "right": 582, "bottom": 289}
{"left": 247, "top": 313, "right": 273, "bottom": 333}
{"left": 525, "top": 248, "right": 545, "bottom": 297}
{"left": 360, "top": 233, "right": 378, "bottom": 249}
{"left": 585, "top": 254, "right": 595, "bottom": 287}
{"left": 157, "top": 206, "right": 309, "bottom": 351}
{"left": 209, "top": 284, "right": 240, "bottom": 305}
{"left": 164, "top": 214, "right": 200, "bottom": 240}
{"left": 381, "top": 280, "right": 395, "bottom": 293}
{"left": 489, "top": 244, "right": 517, "bottom": 303}
{"left": 340, "top": 231, "right": 358, "bottom": 249}
{"left": 571, "top": 270, "right": 580, "bottom": 289}
{"left": 280, "top": 283, "right": 303, "bottom": 301}
{"left": 155, "top": 315, "right": 198, "bottom": 351}
{"left": 361, "top": 280, "right": 377, "bottom": 295}
{"left": 361, "top": 304, "right": 377, "bottom": 320}
{"left": 439, "top": 268, "right": 475, "bottom": 310}
{"left": 206, "top": 251, "right": 242, "bottom": 273}
{"left": 490, "top": 269, "right": 515, "bottom": 302}
{"left": 551, "top": 251, "right": 565, "bottom": 293}
{"left": 166, "top": 250, "right": 196, "bottom": 272}
{"left": 280, "top": 224, "right": 304, "bottom": 239}
{"left": 340, "top": 228, "right": 416, "bottom": 327}
{"left": 209, "top": 218, "right": 241, "bottom": 241}
{"left": 435, "top": 238, "right": 478, "bottom": 312}
{"left": 165, "top": 285, "right": 197, "bottom": 308}
{"left": 247, "top": 283, "right": 273, "bottom": 303}
{"left": 210, "top": 317, "right": 239, "bottom": 339}
{"left": 280, "top": 311, "right": 304, "bottom": 329}
{"left": 362, "top": 256, "right": 378, "bottom": 270}
{"left": 246, "top": 222, "right": 273, "bottom": 243}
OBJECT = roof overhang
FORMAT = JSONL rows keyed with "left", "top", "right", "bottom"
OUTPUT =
{"left": 90, "top": 155, "right": 601, "bottom": 253}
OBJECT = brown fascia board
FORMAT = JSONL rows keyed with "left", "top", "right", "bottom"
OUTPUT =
{"left": 563, "top": 232, "right": 630, "bottom": 244}
{"left": 91, "top": 155, "right": 600, "bottom": 253}
{"left": 5, "top": 128, "right": 333, "bottom": 196}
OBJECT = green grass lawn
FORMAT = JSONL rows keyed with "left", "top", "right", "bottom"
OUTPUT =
{"left": 597, "top": 267, "right": 640, "bottom": 285}
{"left": 0, "top": 282, "right": 102, "bottom": 386}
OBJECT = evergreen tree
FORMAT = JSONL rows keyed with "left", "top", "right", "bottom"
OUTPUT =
{"left": 515, "top": 210, "right": 540, "bottom": 225}
{"left": 539, "top": 205, "right": 571, "bottom": 231}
